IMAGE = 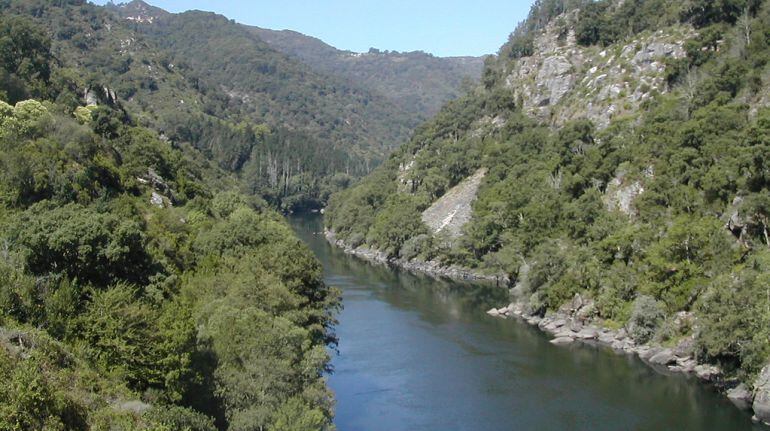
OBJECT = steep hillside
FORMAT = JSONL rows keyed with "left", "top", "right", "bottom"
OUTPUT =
{"left": 0, "top": 5, "right": 339, "bottom": 429}
{"left": 251, "top": 26, "right": 485, "bottom": 118}
{"left": 3, "top": 0, "right": 420, "bottom": 211}
{"left": 327, "top": 0, "right": 770, "bottom": 418}
{"left": 127, "top": 9, "right": 416, "bottom": 161}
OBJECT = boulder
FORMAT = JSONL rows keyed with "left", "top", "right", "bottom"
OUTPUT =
{"left": 598, "top": 332, "right": 616, "bottom": 344}
{"left": 486, "top": 308, "right": 501, "bottom": 317}
{"left": 571, "top": 293, "right": 584, "bottom": 311}
{"left": 677, "top": 358, "right": 697, "bottom": 374}
{"left": 526, "top": 316, "right": 542, "bottom": 326}
{"left": 575, "top": 300, "right": 596, "bottom": 321}
{"left": 569, "top": 319, "right": 583, "bottom": 332}
{"left": 753, "top": 365, "right": 770, "bottom": 425}
{"left": 649, "top": 349, "right": 677, "bottom": 366}
{"left": 694, "top": 364, "right": 721, "bottom": 382}
{"left": 638, "top": 347, "right": 659, "bottom": 361}
{"left": 673, "top": 337, "right": 695, "bottom": 358}
{"left": 555, "top": 329, "right": 576, "bottom": 339}
{"left": 543, "top": 318, "right": 567, "bottom": 333}
{"left": 726, "top": 383, "right": 753, "bottom": 410}
{"left": 550, "top": 336, "right": 575, "bottom": 345}
{"left": 552, "top": 318, "right": 567, "bottom": 328}
{"left": 576, "top": 327, "right": 599, "bottom": 340}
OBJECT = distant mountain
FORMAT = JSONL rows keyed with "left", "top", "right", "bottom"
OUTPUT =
{"left": 251, "top": 26, "right": 486, "bottom": 118}
{"left": 52, "top": 0, "right": 429, "bottom": 209}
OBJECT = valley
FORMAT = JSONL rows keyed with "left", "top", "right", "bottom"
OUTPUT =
{"left": 1, "top": 0, "right": 770, "bottom": 430}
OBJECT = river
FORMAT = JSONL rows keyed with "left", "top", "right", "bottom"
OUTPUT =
{"left": 290, "top": 214, "right": 763, "bottom": 431}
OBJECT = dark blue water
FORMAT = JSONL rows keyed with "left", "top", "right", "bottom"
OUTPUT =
{"left": 291, "top": 215, "right": 762, "bottom": 431}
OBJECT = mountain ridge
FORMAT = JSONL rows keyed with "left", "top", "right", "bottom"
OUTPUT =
{"left": 250, "top": 25, "right": 486, "bottom": 118}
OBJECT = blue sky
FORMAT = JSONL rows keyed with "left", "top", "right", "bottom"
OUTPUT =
{"left": 94, "top": 0, "right": 535, "bottom": 57}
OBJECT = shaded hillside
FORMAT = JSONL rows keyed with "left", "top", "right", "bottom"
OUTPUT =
{"left": 0, "top": 4, "right": 339, "bottom": 429}
{"left": 129, "top": 10, "right": 416, "bottom": 161}
{"left": 252, "top": 26, "right": 485, "bottom": 118}
{"left": 3, "top": 0, "right": 421, "bottom": 210}
{"left": 327, "top": 0, "right": 770, "bottom": 408}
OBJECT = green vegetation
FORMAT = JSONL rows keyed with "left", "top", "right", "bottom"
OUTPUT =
{"left": 0, "top": 9, "right": 338, "bottom": 430}
{"left": 327, "top": 0, "right": 770, "bottom": 381}
{"left": 0, "top": 0, "right": 419, "bottom": 212}
{"left": 251, "top": 26, "right": 484, "bottom": 119}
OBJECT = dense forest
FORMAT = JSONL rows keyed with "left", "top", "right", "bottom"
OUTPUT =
{"left": 0, "top": 2, "right": 339, "bottom": 430}
{"left": 327, "top": 0, "right": 770, "bottom": 384}
{"left": 251, "top": 26, "right": 484, "bottom": 119}
{"left": 0, "top": 0, "right": 427, "bottom": 212}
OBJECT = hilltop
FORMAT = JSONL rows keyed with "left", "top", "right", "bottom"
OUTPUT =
{"left": 251, "top": 26, "right": 485, "bottom": 118}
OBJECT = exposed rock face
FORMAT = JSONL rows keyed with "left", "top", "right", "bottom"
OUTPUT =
{"left": 754, "top": 365, "right": 770, "bottom": 425}
{"left": 503, "top": 11, "right": 692, "bottom": 129}
{"left": 397, "top": 157, "right": 417, "bottom": 193}
{"left": 84, "top": 89, "right": 99, "bottom": 106}
{"left": 421, "top": 168, "right": 487, "bottom": 239}
{"left": 150, "top": 191, "right": 167, "bottom": 208}
{"left": 604, "top": 166, "right": 654, "bottom": 216}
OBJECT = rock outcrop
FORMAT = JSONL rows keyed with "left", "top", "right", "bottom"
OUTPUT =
{"left": 727, "top": 384, "right": 753, "bottom": 410}
{"left": 503, "top": 11, "right": 692, "bottom": 129}
{"left": 487, "top": 294, "right": 728, "bottom": 391}
{"left": 754, "top": 365, "right": 770, "bottom": 425}
{"left": 421, "top": 168, "right": 487, "bottom": 239}
{"left": 604, "top": 165, "right": 654, "bottom": 216}
{"left": 325, "top": 228, "right": 505, "bottom": 283}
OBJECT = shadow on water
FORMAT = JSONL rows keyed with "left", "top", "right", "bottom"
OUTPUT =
{"left": 289, "top": 214, "right": 765, "bottom": 431}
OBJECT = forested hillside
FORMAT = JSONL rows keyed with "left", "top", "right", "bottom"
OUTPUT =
{"left": 327, "top": 0, "right": 770, "bottom": 393}
{"left": 251, "top": 26, "right": 484, "bottom": 119}
{"left": 0, "top": 0, "right": 421, "bottom": 211}
{"left": 0, "top": 2, "right": 338, "bottom": 430}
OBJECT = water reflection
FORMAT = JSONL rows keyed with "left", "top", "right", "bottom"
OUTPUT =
{"left": 290, "top": 215, "right": 763, "bottom": 431}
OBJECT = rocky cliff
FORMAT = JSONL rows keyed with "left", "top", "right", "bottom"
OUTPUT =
{"left": 502, "top": 11, "right": 692, "bottom": 129}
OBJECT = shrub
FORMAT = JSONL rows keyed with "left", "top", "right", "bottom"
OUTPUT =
{"left": 627, "top": 295, "right": 665, "bottom": 343}
{"left": 144, "top": 406, "right": 216, "bottom": 431}
{"left": 399, "top": 234, "right": 430, "bottom": 261}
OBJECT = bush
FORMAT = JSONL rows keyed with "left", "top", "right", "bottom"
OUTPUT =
{"left": 144, "top": 406, "right": 216, "bottom": 431}
{"left": 627, "top": 295, "right": 665, "bottom": 343}
{"left": 399, "top": 234, "right": 430, "bottom": 261}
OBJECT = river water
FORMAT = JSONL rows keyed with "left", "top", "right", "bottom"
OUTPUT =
{"left": 290, "top": 215, "right": 763, "bottom": 431}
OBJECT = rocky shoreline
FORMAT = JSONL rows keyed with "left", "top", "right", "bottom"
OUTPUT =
{"left": 488, "top": 296, "right": 770, "bottom": 427}
{"left": 325, "top": 228, "right": 770, "bottom": 427}
{"left": 324, "top": 229, "right": 507, "bottom": 283}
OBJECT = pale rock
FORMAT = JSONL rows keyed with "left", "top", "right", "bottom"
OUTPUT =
{"left": 753, "top": 365, "right": 770, "bottom": 425}
{"left": 551, "top": 336, "right": 575, "bottom": 345}
{"left": 726, "top": 383, "right": 753, "bottom": 410}
{"left": 150, "top": 192, "right": 165, "bottom": 208}
{"left": 576, "top": 327, "right": 599, "bottom": 340}
{"left": 421, "top": 168, "right": 487, "bottom": 239}
{"left": 694, "top": 364, "right": 721, "bottom": 382}
{"left": 649, "top": 349, "right": 677, "bottom": 366}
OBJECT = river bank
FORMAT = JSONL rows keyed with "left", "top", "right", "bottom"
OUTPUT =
{"left": 324, "top": 227, "right": 770, "bottom": 427}
{"left": 324, "top": 228, "right": 506, "bottom": 283}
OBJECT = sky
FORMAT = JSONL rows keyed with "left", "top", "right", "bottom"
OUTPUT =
{"left": 93, "top": 0, "right": 535, "bottom": 57}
